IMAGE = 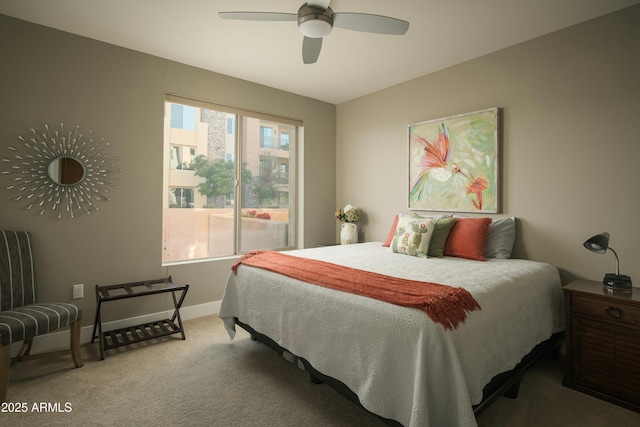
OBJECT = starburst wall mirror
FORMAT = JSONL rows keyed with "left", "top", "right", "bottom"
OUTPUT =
{"left": 1, "top": 123, "right": 122, "bottom": 219}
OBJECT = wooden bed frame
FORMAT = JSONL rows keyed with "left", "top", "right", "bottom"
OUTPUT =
{"left": 236, "top": 318, "right": 563, "bottom": 426}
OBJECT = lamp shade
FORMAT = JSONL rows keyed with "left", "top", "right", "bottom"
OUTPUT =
{"left": 583, "top": 232, "right": 610, "bottom": 254}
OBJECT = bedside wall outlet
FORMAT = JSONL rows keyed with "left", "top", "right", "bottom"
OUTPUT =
{"left": 72, "top": 284, "right": 84, "bottom": 299}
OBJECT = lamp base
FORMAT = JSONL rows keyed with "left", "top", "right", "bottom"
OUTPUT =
{"left": 602, "top": 273, "right": 632, "bottom": 291}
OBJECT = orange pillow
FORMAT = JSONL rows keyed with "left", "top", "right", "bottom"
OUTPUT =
{"left": 443, "top": 217, "right": 492, "bottom": 261}
{"left": 382, "top": 215, "right": 399, "bottom": 247}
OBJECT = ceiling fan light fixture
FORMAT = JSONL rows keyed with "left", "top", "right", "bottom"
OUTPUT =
{"left": 298, "top": 4, "right": 333, "bottom": 38}
{"left": 299, "top": 18, "right": 332, "bottom": 38}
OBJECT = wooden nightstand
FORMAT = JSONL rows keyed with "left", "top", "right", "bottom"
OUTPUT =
{"left": 563, "top": 279, "right": 640, "bottom": 412}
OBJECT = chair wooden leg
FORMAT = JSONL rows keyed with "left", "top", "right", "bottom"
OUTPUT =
{"left": 10, "top": 339, "right": 32, "bottom": 368}
{"left": 14, "top": 339, "right": 32, "bottom": 362}
{"left": 1, "top": 345, "right": 10, "bottom": 402}
{"left": 70, "top": 320, "right": 84, "bottom": 368}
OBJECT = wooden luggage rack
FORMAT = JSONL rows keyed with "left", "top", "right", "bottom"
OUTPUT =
{"left": 91, "top": 276, "right": 189, "bottom": 360}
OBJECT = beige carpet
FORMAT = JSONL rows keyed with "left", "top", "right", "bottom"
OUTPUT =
{"left": 4, "top": 315, "right": 640, "bottom": 426}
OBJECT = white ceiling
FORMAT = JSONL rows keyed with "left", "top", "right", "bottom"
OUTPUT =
{"left": 1, "top": 0, "right": 638, "bottom": 104}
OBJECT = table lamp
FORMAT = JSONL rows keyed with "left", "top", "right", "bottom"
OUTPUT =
{"left": 583, "top": 232, "right": 632, "bottom": 291}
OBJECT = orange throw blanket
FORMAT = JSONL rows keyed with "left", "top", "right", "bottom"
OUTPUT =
{"left": 232, "top": 250, "right": 480, "bottom": 330}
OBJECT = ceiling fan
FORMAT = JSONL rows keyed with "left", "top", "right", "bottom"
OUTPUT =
{"left": 219, "top": 0, "right": 409, "bottom": 64}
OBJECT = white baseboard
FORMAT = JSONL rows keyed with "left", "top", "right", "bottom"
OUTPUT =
{"left": 10, "top": 300, "right": 221, "bottom": 357}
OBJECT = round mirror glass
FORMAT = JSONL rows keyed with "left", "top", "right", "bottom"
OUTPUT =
{"left": 48, "top": 156, "right": 86, "bottom": 186}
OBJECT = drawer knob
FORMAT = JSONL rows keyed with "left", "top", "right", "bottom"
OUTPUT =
{"left": 604, "top": 306, "right": 624, "bottom": 319}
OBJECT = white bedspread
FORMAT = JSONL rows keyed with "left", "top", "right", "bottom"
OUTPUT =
{"left": 219, "top": 243, "right": 564, "bottom": 427}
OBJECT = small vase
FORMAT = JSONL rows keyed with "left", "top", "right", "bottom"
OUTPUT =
{"left": 340, "top": 222, "right": 358, "bottom": 245}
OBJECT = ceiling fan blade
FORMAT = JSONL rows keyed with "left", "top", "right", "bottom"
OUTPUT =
{"left": 307, "top": 0, "right": 331, "bottom": 10}
{"left": 218, "top": 11, "right": 297, "bottom": 22}
{"left": 302, "top": 36, "right": 323, "bottom": 64}
{"left": 333, "top": 13, "right": 409, "bottom": 35}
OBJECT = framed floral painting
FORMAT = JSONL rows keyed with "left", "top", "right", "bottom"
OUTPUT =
{"left": 408, "top": 108, "right": 500, "bottom": 213}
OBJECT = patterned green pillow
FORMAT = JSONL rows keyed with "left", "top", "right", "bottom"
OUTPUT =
{"left": 390, "top": 218, "right": 436, "bottom": 257}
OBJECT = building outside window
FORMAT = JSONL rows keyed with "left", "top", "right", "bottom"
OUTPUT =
{"left": 163, "top": 95, "right": 299, "bottom": 263}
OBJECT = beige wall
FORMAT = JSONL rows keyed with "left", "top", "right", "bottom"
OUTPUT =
{"left": 0, "top": 15, "right": 336, "bottom": 324}
{"left": 337, "top": 5, "right": 640, "bottom": 284}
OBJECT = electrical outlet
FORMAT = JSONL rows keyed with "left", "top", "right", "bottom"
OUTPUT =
{"left": 73, "top": 284, "right": 84, "bottom": 299}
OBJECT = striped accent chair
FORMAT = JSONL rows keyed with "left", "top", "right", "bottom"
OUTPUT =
{"left": 0, "top": 231, "right": 83, "bottom": 402}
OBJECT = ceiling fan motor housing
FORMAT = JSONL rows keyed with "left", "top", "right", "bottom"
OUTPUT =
{"left": 298, "top": 4, "right": 334, "bottom": 38}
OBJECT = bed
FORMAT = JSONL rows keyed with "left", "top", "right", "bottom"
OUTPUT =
{"left": 219, "top": 218, "right": 564, "bottom": 427}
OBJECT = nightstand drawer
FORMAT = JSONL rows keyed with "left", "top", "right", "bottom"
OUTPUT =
{"left": 572, "top": 294, "right": 640, "bottom": 328}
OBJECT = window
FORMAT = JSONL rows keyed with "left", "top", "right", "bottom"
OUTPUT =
{"left": 260, "top": 126, "right": 273, "bottom": 148}
{"left": 170, "top": 104, "right": 197, "bottom": 130}
{"left": 163, "top": 95, "right": 299, "bottom": 263}
{"left": 170, "top": 146, "right": 196, "bottom": 170}
{"left": 169, "top": 187, "right": 194, "bottom": 208}
{"left": 280, "top": 132, "right": 289, "bottom": 151}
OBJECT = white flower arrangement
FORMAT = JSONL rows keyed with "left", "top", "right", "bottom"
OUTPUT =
{"left": 335, "top": 204, "right": 360, "bottom": 223}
